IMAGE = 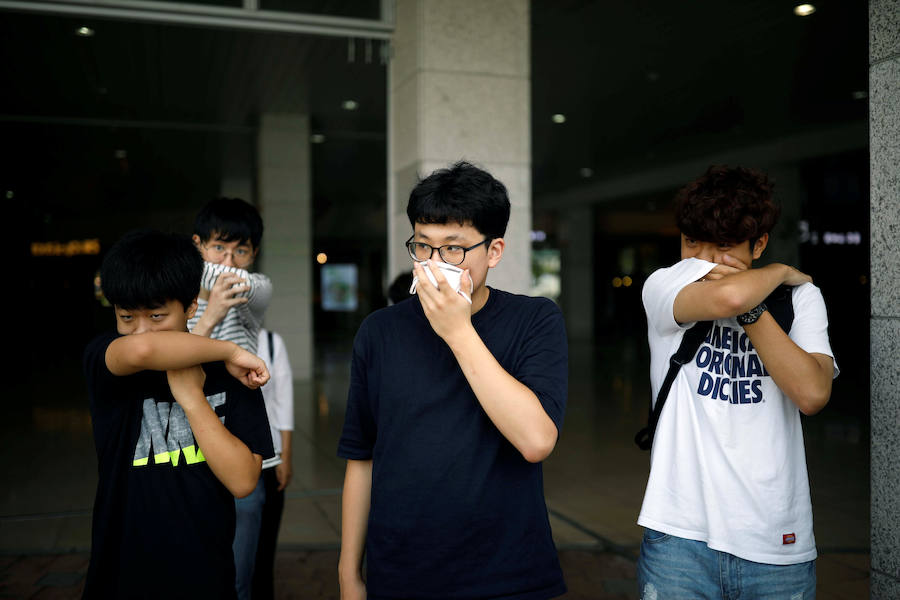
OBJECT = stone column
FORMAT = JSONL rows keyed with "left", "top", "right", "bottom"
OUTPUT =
{"left": 869, "top": 0, "right": 900, "bottom": 597}
{"left": 559, "top": 207, "right": 594, "bottom": 340}
{"left": 388, "top": 0, "right": 531, "bottom": 294}
{"left": 257, "top": 114, "right": 313, "bottom": 381}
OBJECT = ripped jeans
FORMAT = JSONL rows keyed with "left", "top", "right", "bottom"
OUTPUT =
{"left": 637, "top": 528, "right": 816, "bottom": 600}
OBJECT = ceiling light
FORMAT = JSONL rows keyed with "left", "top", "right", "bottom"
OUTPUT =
{"left": 341, "top": 100, "right": 359, "bottom": 111}
{"left": 310, "top": 134, "right": 326, "bottom": 144}
{"left": 793, "top": 4, "right": 816, "bottom": 16}
{"left": 551, "top": 114, "right": 566, "bottom": 124}
{"left": 76, "top": 26, "right": 94, "bottom": 37}
{"left": 316, "top": 253, "right": 328, "bottom": 264}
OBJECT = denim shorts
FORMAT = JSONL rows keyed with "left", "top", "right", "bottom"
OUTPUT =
{"left": 636, "top": 528, "right": 816, "bottom": 600}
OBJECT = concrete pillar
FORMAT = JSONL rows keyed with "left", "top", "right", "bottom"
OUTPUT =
{"left": 559, "top": 207, "right": 594, "bottom": 340}
{"left": 869, "top": 0, "right": 900, "bottom": 597}
{"left": 388, "top": 0, "right": 532, "bottom": 294}
{"left": 257, "top": 114, "right": 313, "bottom": 381}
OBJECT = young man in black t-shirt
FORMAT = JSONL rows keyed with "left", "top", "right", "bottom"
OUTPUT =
{"left": 338, "top": 162, "right": 568, "bottom": 600}
{"left": 83, "top": 230, "right": 274, "bottom": 599}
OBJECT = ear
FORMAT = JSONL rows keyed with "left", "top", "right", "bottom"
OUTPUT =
{"left": 191, "top": 234, "right": 202, "bottom": 246}
{"left": 487, "top": 238, "right": 505, "bottom": 268}
{"left": 751, "top": 233, "right": 769, "bottom": 260}
{"left": 186, "top": 297, "right": 199, "bottom": 319}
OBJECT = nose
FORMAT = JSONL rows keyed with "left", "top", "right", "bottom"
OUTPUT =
{"left": 222, "top": 253, "right": 235, "bottom": 267}
{"left": 133, "top": 318, "right": 151, "bottom": 335}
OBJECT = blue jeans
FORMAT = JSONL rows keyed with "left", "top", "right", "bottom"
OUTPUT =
{"left": 234, "top": 475, "right": 266, "bottom": 600}
{"left": 637, "top": 528, "right": 816, "bottom": 600}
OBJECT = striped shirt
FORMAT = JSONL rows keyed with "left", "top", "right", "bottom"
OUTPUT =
{"left": 188, "top": 261, "right": 272, "bottom": 354}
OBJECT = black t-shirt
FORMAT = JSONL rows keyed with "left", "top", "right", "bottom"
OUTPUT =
{"left": 82, "top": 331, "right": 274, "bottom": 599}
{"left": 338, "top": 288, "right": 568, "bottom": 600}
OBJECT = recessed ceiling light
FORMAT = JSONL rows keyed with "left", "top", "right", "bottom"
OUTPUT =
{"left": 310, "top": 134, "right": 326, "bottom": 143}
{"left": 551, "top": 114, "right": 566, "bottom": 124}
{"left": 793, "top": 4, "right": 816, "bottom": 16}
{"left": 341, "top": 100, "right": 359, "bottom": 111}
{"left": 316, "top": 253, "right": 328, "bottom": 264}
{"left": 76, "top": 26, "right": 94, "bottom": 37}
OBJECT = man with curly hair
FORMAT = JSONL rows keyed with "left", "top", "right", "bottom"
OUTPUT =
{"left": 636, "top": 165, "right": 838, "bottom": 598}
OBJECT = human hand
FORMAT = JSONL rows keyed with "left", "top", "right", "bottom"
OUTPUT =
{"left": 166, "top": 365, "right": 207, "bottom": 409}
{"left": 275, "top": 458, "right": 293, "bottom": 491}
{"left": 702, "top": 253, "right": 750, "bottom": 281}
{"left": 204, "top": 272, "right": 249, "bottom": 324}
{"left": 225, "top": 345, "right": 270, "bottom": 389}
{"left": 413, "top": 260, "right": 473, "bottom": 342}
{"left": 781, "top": 264, "right": 813, "bottom": 286}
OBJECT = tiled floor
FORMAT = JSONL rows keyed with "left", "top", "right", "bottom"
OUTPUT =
{"left": 2, "top": 337, "right": 869, "bottom": 598}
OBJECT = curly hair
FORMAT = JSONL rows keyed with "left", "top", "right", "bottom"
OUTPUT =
{"left": 674, "top": 165, "right": 780, "bottom": 244}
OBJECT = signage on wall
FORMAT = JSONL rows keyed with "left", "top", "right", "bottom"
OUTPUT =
{"left": 798, "top": 221, "right": 862, "bottom": 246}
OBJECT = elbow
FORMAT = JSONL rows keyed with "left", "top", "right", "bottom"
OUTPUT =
{"left": 519, "top": 430, "right": 558, "bottom": 464}
{"left": 795, "top": 386, "right": 831, "bottom": 416}
{"left": 231, "top": 476, "right": 259, "bottom": 499}
{"left": 798, "top": 394, "right": 830, "bottom": 416}
{"left": 231, "top": 456, "right": 262, "bottom": 498}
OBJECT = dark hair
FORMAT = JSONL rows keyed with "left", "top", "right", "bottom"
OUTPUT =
{"left": 406, "top": 161, "right": 511, "bottom": 240}
{"left": 100, "top": 230, "right": 202, "bottom": 311}
{"left": 674, "top": 165, "right": 780, "bottom": 245}
{"left": 193, "top": 197, "right": 264, "bottom": 248}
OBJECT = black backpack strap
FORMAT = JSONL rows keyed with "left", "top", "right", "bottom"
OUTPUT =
{"left": 267, "top": 330, "right": 274, "bottom": 363}
{"left": 634, "top": 320, "right": 713, "bottom": 451}
{"left": 765, "top": 285, "right": 794, "bottom": 334}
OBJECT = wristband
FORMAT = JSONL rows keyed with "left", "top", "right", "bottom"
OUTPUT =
{"left": 736, "top": 303, "right": 767, "bottom": 326}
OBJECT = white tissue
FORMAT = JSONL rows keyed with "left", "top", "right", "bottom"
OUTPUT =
{"left": 409, "top": 261, "right": 473, "bottom": 304}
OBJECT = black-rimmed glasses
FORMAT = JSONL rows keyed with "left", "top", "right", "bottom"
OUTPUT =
{"left": 405, "top": 235, "right": 489, "bottom": 266}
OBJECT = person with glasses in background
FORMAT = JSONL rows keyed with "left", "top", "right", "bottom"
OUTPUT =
{"left": 190, "top": 198, "right": 272, "bottom": 356}
{"left": 189, "top": 197, "right": 274, "bottom": 600}
{"left": 338, "top": 161, "right": 569, "bottom": 600}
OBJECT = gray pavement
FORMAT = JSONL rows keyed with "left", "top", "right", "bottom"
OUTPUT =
{"left": 1, "top": 550, "right": 639, "bottom": 600}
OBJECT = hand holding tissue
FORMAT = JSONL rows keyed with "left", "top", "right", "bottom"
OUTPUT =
{"left": 409, "top": 261, "right": 473, "bottom": 304}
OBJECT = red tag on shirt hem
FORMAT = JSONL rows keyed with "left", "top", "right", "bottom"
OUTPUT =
{"left": 783, "top": 533, "right": 796, "bottom": 544}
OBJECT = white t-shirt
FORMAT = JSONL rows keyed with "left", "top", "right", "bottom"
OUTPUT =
{"left": 256, "top": 329, "right": 294, "bottom": 470}
{"left": 638, "top": 258, "right": 838, "bottom": 565}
